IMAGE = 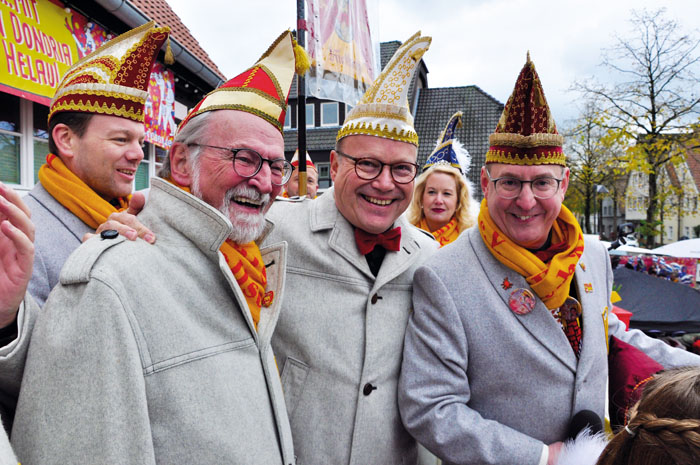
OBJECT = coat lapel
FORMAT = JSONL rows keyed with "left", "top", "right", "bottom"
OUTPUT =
{"left": 573, "top": 253, "right": 607, "bottom": 389}
{"left": 468, "top": 228, "right": 578, "bottom": 372}
{"left": 310, "top": 189, "right": 376, "bottom": 280}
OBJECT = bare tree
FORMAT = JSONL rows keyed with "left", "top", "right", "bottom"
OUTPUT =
{"left": 575, "top": 8, "right": 700, "bottom": 246}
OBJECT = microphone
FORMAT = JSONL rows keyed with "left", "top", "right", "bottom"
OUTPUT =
{"left": 567, "top": 410, "right": 603, "bottom": 440}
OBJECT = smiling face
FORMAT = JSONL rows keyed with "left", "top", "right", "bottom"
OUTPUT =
{"left": 331, "top": 135, "right": 417, "bottom": 234}
{"left": 65, "top": 114, "right": 145, "bottom": 201}
{"left": 180, "top": 110, "right": 284, "bottom": 244}
{"left": 481, "top": 163, "right": 569, "bottom": 249}
{"left": 422, "top": 171, "right": 458, "bottom": 232}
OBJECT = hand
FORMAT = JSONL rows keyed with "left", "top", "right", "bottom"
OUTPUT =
{"left": 0, "top": 182, "right": 35, "bottom": 327}
{"left": 82, "top": 192, "right": 155, "bottom": 244}
{"left": 547, "top": 441, "right": 564, "bottom": 465}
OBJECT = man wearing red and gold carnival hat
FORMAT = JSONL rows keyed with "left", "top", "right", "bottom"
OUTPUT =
{"left": 282, "top": 150, "right": 318, "bottom": 198}
{"left": 22, "top": 21, "right": 169, "bottom": 307}
{"left": 399, "top": 53, "right": 700, "bottom": 465}
{"left": 0, "top": 22, "right": 169, "bottom": 436}
{"left": 9, "top": 30, "right": 305, "bottom": 464}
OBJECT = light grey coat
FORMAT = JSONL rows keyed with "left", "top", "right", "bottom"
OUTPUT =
{"left": 23, "top": 183, "right": 93, "bottom": 307}
{"left": 399, "top": 227, "right": 700, "bottom": 465}
{"left": 12, "top": 178, "right": 295, "bottom": 465}
{"left": 263, "top": 188, "right": 439, "bottom": 465}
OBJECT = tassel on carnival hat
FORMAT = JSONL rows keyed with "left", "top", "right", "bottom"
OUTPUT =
{"left": 178, "top": 30, "right": 309, "bottom": 134}
{"left": 49, "top": 21, "right": 171, "bottom": 124}
{"left": 423, "top": 111, "right": 472, "bottom": 177}
{"left": 486, "top": 52, "right": 566, "bottom": 166}
{"left": 336, "top": 31, "right": 431, "bottom": 147}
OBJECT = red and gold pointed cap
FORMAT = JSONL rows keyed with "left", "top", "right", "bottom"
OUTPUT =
{"left": 179, "top": 30, "right": 309, "bottom": 134}
{"left": 290, "top": 149, "right": 316, "bottom": 170}
{"left": 486, "top": 52, "right": 565, "bottom": 166}
{"left": 49, "top": 21, "right": 170, "bottom": 124}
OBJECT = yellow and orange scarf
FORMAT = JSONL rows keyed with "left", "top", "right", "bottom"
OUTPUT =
{"left": 418, "top": 216, "right": 460, "bottom": 247}
{"left": 478, "top": 199, "right": 584, "bottom": 310}
{"left": 166, "top": 178, "right": 270, "bottom": 329}
{"left": 38, "top": 154, "right": 129, "bottom": 229}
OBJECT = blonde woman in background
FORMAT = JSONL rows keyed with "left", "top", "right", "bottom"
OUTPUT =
{"left": 407, "top": 112, "right": 478, "bottom": 247}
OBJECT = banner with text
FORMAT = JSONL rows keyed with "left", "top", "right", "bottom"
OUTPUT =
{"left": 144, "top": 62, "right": 175, "bottom": 149}
{"left": 0, "top": 0, "right": 112, "bottom": 105}
{"left": 305, "top": 0, "right": 379, "bottom": 106}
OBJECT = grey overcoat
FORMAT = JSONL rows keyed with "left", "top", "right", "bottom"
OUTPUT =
{"left": 23, "top": 182, "right": 93, "bottom": 307}
{"left": 263, "top": 188, "right": 439, "bottom": 465}
{"left": 12, "top": 179, "right": 295, "bottom": 465}
{"left": 399, "top": 227, "right": 700, "bottom": 465}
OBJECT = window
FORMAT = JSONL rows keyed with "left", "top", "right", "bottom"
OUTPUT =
{"left": 135, "top": 143, "right": 169, "bottom": 191}
{"left": 284, "top": 105, "right": 291, "bottom": 129}
{"left": 317, "top": 162, "right": 331, "bottom": 189}
{"left": 32, "top": 102, "right": 50, "bottom": 183}
{"left": 668, "top": 225, "right": 673, "bottom": 240}
{"left": 306, "top": 103, "right": 314, "bottom": 127}
{"left": 321, "top": 102, "right": 339, "bottom": 126}
{"left": 0, "top": 93, "right": 21, "bottom": 184}
{"left": 685, "top": 226, "right": 690, "bottom": 238}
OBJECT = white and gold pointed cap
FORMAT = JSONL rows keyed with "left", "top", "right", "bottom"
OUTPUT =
{"left": 336, "top": 31, "right": 431, "bottom": 147}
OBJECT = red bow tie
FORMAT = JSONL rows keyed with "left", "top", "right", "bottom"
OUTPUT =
{"left": 354, "top": 227, "right": 402, "bottom": 255}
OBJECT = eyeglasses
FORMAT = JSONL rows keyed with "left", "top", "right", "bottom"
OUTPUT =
{"left": 189, "top": 144, "right": 293, "bottom": 186}
{"left": 335, "top": 150, "right": 419, "bottom": 184}
{"left": 486, "top": 169, "right": 563, "bottom": 199}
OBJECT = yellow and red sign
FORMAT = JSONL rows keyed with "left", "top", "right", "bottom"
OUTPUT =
{"left": 0, "top": 0, "right": 111, "bottom": 105}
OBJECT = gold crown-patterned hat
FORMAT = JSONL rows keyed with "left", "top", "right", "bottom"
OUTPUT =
{"left": 49, "top": 21, "right": 170, "bottom": 124}
{"left": 485, "top": 52, "right": 565, "bottom": 166}
{"left": 178, "top": 30, "right": 309, "bottom": 134}
{"left": 336, "top": 31, "right": 431, "bottom": 147}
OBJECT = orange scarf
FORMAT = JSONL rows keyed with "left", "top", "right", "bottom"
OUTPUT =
{"left": 38, "top": 153, "right": 129, "bottom": 229}
{"left": 418, "top": 216, "right": 460, "bottom": 247}
{"left": 166, "top": 177, "right": 270, "bottom": 329}
{"left": 478, "top": 199, "right": 584, "bottom": 310}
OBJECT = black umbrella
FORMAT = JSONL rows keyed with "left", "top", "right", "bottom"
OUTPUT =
{"left": 613, "top": 267, "right": 700, "bottom": 333}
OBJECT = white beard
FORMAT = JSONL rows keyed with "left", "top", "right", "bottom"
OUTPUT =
{"left": 192, "top": 169, "right": 269, "bottom": 244}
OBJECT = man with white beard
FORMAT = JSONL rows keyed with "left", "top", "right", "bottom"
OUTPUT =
{"left": 10, "top": 30, "right": 303, "bottom": 465}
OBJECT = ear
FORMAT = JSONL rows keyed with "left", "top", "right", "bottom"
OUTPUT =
{"left": 52, "top": 123, "right": 78, "bottom": 161}
{"left": 480, "top": 166, "right": 490, "bottom": 194}
{"left": 170, "top": 143, "right": 193, "bottom": 187}
{"left": 330, "top": 150, "right": 340, "bottom": 182}
{"left": 560, "top": 167, "right": 570, "bottom": 197}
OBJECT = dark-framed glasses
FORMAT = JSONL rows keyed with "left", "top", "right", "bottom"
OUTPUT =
{"left": 335, "top": 150, "right": 419, "bottom": 184}
{"left": 189, "top": 144, "right": 292, "bottom": 186}
{"left": 486, "top": 169, "right": 562, "bottom": 199}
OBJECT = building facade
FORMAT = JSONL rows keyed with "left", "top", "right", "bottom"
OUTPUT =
{"left": 1, "top": 0, "right": 225, "bottom": 195}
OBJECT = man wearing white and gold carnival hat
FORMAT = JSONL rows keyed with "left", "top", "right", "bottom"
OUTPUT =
{"left": 263, "top": 31, "right": 439, "bottom": 465}
{"left": 9, "top": 30, "right": 305, "bottom": 464}
{"left": 282, "top": 149, "right": 318, "bottom": 198}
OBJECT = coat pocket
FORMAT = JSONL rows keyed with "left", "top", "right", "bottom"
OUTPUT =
{"left": 280, "top": 356, "right": 309, "bottom": 417}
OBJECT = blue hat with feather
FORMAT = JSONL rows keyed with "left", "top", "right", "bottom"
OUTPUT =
{"left": 423, "top": 111, "right": 471, "bottom": 176}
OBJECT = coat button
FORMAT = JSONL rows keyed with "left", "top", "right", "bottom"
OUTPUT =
{"left": 371, "top": 293, "right": 380, "bottom": 304}
{"left": 100, "top": 229, "right": 119, "bottom": 240}
{"left": 363, "top": 383, "right": 376, "bottom": 396}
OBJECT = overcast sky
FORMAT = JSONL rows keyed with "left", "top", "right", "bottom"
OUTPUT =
{"left": 167, "top": 0, "right": 700, "bottom": 126}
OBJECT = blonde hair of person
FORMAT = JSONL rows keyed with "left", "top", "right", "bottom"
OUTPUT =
{"left": 596, "top": 366, "right": 700, "bottom": 465}
{"left": 407, "top": 164, "right": 478, "bottom": 232}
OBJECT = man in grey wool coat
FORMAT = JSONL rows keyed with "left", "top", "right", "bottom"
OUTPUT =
{"left": 398, "top": 54, "right": 700, "bottom": 465}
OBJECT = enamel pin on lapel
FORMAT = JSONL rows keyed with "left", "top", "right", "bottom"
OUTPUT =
{"left": 509, "top": 288, "right": 535, "bottom": 315}
{"left": 584, "top": 283, "right": 593, "bottom": 293}
{"left": 501, "top": 277, "right": 513, "bottom": 290}
{"left": 580, "top": 262, "right": 586, "bottom": 271}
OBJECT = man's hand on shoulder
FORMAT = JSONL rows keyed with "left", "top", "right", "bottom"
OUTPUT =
{"left": 0, "top": 182, "right": 35, "bottom": 327}
{"left": 83, "top": 191, "right": 155, "bottom": 244}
